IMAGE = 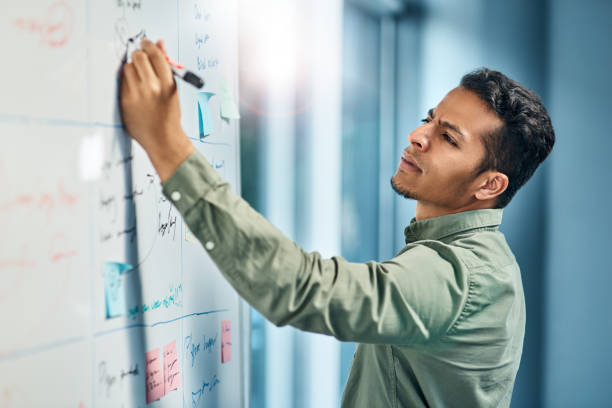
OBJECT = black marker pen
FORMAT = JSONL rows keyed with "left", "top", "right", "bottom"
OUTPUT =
{"left": 164, "top": 55, "right": 205, "bottom": 89}
{"left": 125, "top": 30, "right": 205, "bottom": 89}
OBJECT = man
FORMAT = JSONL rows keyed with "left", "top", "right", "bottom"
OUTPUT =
{"left": 120, "top": 39, "right": 554, "bottom": 407}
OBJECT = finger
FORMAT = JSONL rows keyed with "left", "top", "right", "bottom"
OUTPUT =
{"left": 131, "top": 49, "right": 159, "bottom": 86}
{"left": 123, "top": 62, "right": 140, "bottom": 83}
{"left": 141, "top": 38, "right": 174, "bottom": 88}
{"left": 121, "top": 62, "right": 139, "bottom": 96}
{"left": 157, "top": 39, "right": 168, "bottom": 55}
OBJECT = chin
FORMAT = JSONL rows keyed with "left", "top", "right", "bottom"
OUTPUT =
{"left": 390, "top": 175, "right": 417, "bottom": 200}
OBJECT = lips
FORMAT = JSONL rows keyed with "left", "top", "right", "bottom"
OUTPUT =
{"left": 399, "top": 151, "right": 422, "bottom": 173}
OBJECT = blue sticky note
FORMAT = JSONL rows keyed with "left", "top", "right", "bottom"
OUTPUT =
{"left": 197, "top": 92, "right": 216, "bottom": 138}
{"left": 104, "top": 261, "right": 132, "bottom": 318}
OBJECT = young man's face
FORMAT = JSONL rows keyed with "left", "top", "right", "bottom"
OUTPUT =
{"left": 391, "top": 86, "right": 503, "bottom": 213}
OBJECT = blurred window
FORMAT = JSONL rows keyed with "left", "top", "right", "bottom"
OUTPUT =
{"left": 240, "top": 0, "right": 403, "bottom": 406}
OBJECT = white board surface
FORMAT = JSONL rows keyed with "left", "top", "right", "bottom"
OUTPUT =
{"left": 0, "top": 1, "right": 248, "bottom": 407}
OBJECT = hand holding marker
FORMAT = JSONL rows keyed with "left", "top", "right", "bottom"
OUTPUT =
{"left": 125, "top": 30, "right": 205, "bottom": 89}
{"left": 164, "top": 54, "right": 205, "bottom": 89}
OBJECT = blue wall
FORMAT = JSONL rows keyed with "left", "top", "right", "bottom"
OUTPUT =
{"left": 545, "top": 1, "right": 612, "bottom": 406}
{"left": 404, "top": 0, "right": 612, "bottom": 406}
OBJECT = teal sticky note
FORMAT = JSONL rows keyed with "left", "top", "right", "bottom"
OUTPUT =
{"left": 197, "top": 92, "right": 216, "bottom": 138}
{"left": 104, "top": 261, "right": 132, "bottom": 318}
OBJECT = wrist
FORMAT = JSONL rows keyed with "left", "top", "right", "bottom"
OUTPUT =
{"left": 146, "top": 128, "right": 195, "bottom": 182}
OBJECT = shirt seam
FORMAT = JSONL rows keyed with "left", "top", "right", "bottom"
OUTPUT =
{"left": 183, "top": 198, "right": 241, "bottom": 280}
{"left": 443, "top": 261, "right": 516, "bottom": 337}
{"left": 389, "top": 345, "right": 399, "bottom": 408}
{"left": 444, "top": 263, "right": 481, "bottom": 336}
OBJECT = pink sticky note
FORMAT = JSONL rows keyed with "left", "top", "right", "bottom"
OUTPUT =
{"left": 221, "top": 320, "right": 232, "bottom": 363}
{"left": 163, "top": 340, "right": 181, "bottom": 394}
{"left": 145, "top": 348, "right": 165, "bottom": 403}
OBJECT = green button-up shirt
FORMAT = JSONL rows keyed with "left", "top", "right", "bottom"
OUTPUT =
{"left": 163, "top": 150, "right": 526, "bottom": 407}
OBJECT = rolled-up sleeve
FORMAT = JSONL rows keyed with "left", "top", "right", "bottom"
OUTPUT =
{"left": 162, "top": 150, "right": 469, "bottom": 344}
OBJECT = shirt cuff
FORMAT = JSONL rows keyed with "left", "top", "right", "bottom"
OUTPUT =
{"left": 161, "top": 149, "right": 224, "bottom": 214}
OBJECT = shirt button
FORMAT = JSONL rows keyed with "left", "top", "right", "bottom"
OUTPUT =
{"left": 205, "top": 241, "right": 215, "bottom": 251}
{"left": 171, "top": 191, "right": 181, "bottom": 202}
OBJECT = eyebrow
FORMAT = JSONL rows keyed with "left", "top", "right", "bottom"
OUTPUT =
{"left": 428, "top": 108, "right": 466, "bottom": 141}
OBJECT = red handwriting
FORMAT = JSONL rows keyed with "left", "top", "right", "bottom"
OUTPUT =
{"left": 1, "top": 182, "right": 79, "bottom": 214}
{"left": 0, "top": 250, "right": 77, "bottom": 269}
{"left": 1, "top": 236, "right": 77, "bottom": 272}
{"left": 0, "top": 258, "right": 36, "bottom": 270}
{"left": 50, "top": 250, "right": 78, "bottom": 263}
{"left": 48, "top": 233, "right": 78, "bottom": 263}
{"left": 58, "top": 181, "right": 78, "bottom": 204}
{"left": 13, "top": 1, "right": 74, "bottom": 48}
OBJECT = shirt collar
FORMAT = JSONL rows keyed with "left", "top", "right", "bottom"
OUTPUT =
{"left": 404, "top": 209, "right": 503, "bottom": 244}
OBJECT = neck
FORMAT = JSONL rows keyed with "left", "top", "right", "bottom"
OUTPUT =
{"left": 415, "top": 199, "right": 495, "bottom": 221}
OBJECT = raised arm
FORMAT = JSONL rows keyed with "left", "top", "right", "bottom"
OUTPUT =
{"left": 120, "top": 38, "right": 469, "bottom": 345}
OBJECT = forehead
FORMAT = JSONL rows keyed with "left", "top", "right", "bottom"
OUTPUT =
{"left": 435, "top": 86, "right": 503, "bottom": 143}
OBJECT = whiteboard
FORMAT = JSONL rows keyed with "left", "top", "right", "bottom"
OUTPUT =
{"left": 0, "top": 1, "right": 249, "bottom": 407}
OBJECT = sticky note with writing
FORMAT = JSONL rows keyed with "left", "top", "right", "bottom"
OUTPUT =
{"left": 163, "top": 340, "right": 181, "bottom": 394}
{"left": 104, "top": 261, "right": 132, "bottom": 318}
{"left": 145, "top": 348, "right": 165, "bottom": 403}
{"left": 221, "top": 320, "right": 231, "bottom": 363}
{"left": 219, "top": 82, "right": 240, "bottom": 120}
{"left": 197, "top": 91, "right": 215, "bottom": 138}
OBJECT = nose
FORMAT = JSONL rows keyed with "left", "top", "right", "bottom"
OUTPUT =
{"left": 408, "top": 124, "right": 430, "bottom": 152}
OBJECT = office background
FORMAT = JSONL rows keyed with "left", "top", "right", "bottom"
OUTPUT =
{"left": 237, "top": 0, "right": 612, "bottom": 407}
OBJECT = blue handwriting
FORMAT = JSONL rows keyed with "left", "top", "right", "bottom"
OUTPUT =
{"left": 192, "top": 374, "right": 220, "bottom": 408}
{"left": 184, "top": 332, "right": 218, "bottom": 368}
{"left": 127, "top": 283, "right": 183, "bottom": 319}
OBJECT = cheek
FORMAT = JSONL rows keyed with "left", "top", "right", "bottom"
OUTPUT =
{"left": 428, "top": 161, "right": 475, "bottom": 188}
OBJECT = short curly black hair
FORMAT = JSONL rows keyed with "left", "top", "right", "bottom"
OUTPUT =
{"left": 460, "top": 68, "right": 555, "bottom": 208}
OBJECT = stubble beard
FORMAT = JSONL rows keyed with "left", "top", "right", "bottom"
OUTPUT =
{"left": 390, "top": 175, "right": 418, "bottom": 200}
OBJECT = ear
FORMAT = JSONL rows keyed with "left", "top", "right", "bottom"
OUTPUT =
{"left": 475, "top": 171, "right": 509, "bottom": 201}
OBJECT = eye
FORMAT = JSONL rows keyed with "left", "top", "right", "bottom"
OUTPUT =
{"left": 420, "top": 117, "right": 431, "bottom": 124}
{"left": 443, "top": 133, "right": 457, "bottom": 147}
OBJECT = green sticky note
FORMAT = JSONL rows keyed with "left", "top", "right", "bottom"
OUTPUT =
{"left": 219, "top": 83, "right": 240, "bottom": 120}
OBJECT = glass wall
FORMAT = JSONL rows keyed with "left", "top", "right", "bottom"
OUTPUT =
{"left": 239, "top": 1, "right": 612, "bottom": 407}
{"left": 239, "top": 0, "right": 402, "bottom": 406}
